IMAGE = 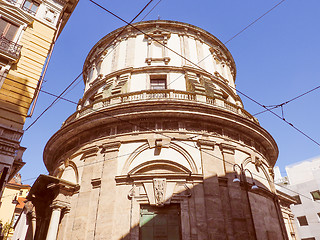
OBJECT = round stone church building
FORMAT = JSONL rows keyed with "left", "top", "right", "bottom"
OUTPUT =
{"left": 30, "top": 20, "right": 288, "bottom": 240}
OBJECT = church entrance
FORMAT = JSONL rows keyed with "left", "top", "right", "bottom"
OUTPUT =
{"left": 139, "top": 204, "right": 181, "bottom": 240}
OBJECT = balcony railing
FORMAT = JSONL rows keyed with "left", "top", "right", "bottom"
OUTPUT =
{"left": 63, "top": 90, "right": 259, "bottom": 126}
{"left": 0, "top": 36, "right": 22, "bottom": 61}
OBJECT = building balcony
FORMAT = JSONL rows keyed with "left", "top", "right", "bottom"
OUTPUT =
{"left": 63, "top": 89, "right": 258, "bottom": 127}
{"left": 0, "top": 36, "right": 22, "bottom": 62}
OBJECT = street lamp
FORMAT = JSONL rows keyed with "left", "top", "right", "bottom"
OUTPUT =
{"left": 233, "top": 164, "right": 258, "bottom": 190}
{"left": 233, "top": 163, "right": 258, "bottom": 240}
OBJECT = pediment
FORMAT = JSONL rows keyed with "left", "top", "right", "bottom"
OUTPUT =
{"left": 0, "top": 1, "right": 34, "bottom": 25}
{"left": 145, "top": 26, "right": 171, "bottom": 40}
{"left": 129, "top": 160, "right": 191, "bottom": 176}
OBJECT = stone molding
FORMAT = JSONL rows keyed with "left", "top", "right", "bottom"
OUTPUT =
{"left": 219, "top": 143, "right": 236, "bottom": 155}
{"left": 81, "top": 65, "right": 239, "bottom": 108}
{"left": 91, "top": 177, "right": 101, "bottom": 189}
{"left": 121, "top": 142, "right": 197, "bottom": 175}
{"left": 197, "top": 139, "right": 215, "bottom": 150}
{"left": 127, "top": 179, "right": 193, "bottom": 206}
{"left": 81, "top": 145, "right": 99, "bottom": 158}
{"left": 100, "top": 141, "right": 121, "bottom": 153}
{"left": 83, "top": 20, "right": 236, "bottom": 80}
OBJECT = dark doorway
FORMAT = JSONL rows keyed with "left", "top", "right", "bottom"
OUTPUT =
{"left": 140, "top": 204, "right": 181, "bottom": 240}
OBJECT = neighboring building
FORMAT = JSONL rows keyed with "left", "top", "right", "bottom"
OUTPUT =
{"left": 276, "top": 188, "right": 300, "bottom": 240}
{"left": 0, "top": 0, "right": 78, "bottom": 198}
{"left": 0, "top": 173, "right": 30, "bottom": 238}
{"left": 28, "top": 20, "right": 288, "bottom": 239}
{"left": 275, "top": 157, "right": 320, "bottom": 240}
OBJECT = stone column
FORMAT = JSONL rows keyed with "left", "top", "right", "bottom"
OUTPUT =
{"left": 47, "top": 180, "right": 78, "bottom": 240}
{"left": 46, "top": 202, "right": 64, "bottom": 240}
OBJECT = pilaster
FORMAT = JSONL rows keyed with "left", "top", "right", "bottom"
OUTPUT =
{"left": 94, "top": 141, "right": 121, "bottom": 239}
{"left": 197, "top": 139, "right": 227, "bottom": 239}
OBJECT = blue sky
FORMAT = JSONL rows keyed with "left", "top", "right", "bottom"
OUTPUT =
{"left": 20, "top": 0, "right": 320, "bottom": 183}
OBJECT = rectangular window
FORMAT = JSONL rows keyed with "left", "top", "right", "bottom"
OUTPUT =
{"left": 22, "top": 0, "right": 40, "bottom": 15}
{"left": 301, "top": 238, "right": 315, "bottom": 240}
{"left": 310, "top": 190, "right": 320, "bottom": 201}
{"left": 140, "top": 204, "right": 181, "bottom": 240}
{"left": 317, "top": 212, "right": 320, "bottom": 222}
{"left": 297, "top": 216, "right": 308, "bottom": 226}
{"left": 0, "top": 17, "right": 18, "bottom": 41}
{"left": 150, "top": 75, "right": 167, "bottom": 90}
{"left": 293, "top": 195, "right": 302, "bottom": 204}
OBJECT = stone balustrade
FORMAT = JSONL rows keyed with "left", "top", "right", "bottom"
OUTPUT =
{"left": 63, "top": 89, "right": 258, "bottom": 126}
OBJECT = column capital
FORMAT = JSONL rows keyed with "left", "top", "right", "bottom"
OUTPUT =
{"left": 219, "top": 143, "right": 236, "bottom": 155}
{"left": 197, "top": 139, "right": 215, "bottom": 150}
{"left": 100, "top": 141, "right": 121, "bottom": 153}
{"left": 81, "top": 145, "right": 99, "bottom": 158}
{"left": 50, "top": 199, "right": 69, "bottom": 210}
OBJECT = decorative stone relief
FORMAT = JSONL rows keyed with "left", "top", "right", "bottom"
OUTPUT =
{"left": 153, "top": 178, "right": 166, "bottom": 206}
{"left": 185, "top": 71, "right": 205, "bottom": 94}
{"left": 44, "top": 8, "right": 57, "bottom": 23}
{"left": 145, "top": 26, "right": 171, "bottom": 65}
{"left": 110, "top": 73, "right": 130, "bottom": 95}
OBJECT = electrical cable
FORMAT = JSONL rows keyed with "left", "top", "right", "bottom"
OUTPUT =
{"left": 4, "top": 0, "right": 315, "bottom": 205}
{"left": 224, "top": 0, "right": 286, "bottom": 44}
{"left": 4, "top": 135, "right": 319, "bottom": 207}
{"left": 22, "top": 0, "right": 286, "bottom": 133}
{"left": 139, "top": 0, "right": 162, "bottom": 22}
{"left": 253, "top": 84, "right": 320, "bottom": 116}
{"left": 23, "top": 0, "right": 155, "bottom": 132}
{"left": 88, "top": 0, "right": 320, "bottom": 147}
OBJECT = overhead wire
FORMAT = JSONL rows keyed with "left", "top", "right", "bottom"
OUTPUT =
{"left": 23, "top": 0, "right": 286, "bottom": 132}
{"left": 253, "top": 84, "right": 320, "bottom": 116}
{"left": 88, "top": 0, "right": 320, "bottom": 148}
{"left": 4, "top": 129, "right": 320, "bottom": 206}
{"left": 24, "top": 0, "right": 155, "bottom": 132}
{"left": 224, "top": 0, "right": 286, "bottom": 44}
{"left": 9, "top": 0, "right": 317, "bottom": 205}
{"left": 139, "top": 0, "right": 162, "bottom": 22}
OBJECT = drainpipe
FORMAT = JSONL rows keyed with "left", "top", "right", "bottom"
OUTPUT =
{"left": 27, "top": 18, "right": 63, "bottom": 117}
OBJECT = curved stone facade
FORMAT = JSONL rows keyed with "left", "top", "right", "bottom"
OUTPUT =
{"left": 41, "top": 21, "right": 287, "bottom": 240}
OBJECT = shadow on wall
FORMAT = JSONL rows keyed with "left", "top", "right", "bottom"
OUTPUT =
{"left": 0, "top": 73, "right": 34, "bottom": 128}
{"left": 113, "top": 172, "right": 288, "bottom": 240}
{"left": 65, "top": 173, "right": 287, "bottom": 240}
{"left": 24, "top": 172, "right": 288, "bottom": 239}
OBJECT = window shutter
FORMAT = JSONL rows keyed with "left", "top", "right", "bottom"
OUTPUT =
{"left": 6, "top": 23, "right": 18, "bottom": 41}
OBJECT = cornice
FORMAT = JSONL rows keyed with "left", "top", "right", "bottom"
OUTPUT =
{"left": 83, "top": 20, "right": 237, "bottom": 81}
{"left": 43, "top": 100, "right": 278, "bottom": 172}
{"left": 0, "top": 1, "right": 33, "bottom": 25}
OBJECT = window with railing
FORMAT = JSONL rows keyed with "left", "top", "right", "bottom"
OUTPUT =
{"left": 22, "top": 0, "right": 40, "bottom": 15}
{"left": 0, "top": 17, "right": 22, "bottom": 59}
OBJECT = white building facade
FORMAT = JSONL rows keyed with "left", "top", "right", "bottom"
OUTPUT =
{"left": 29, "top": 20, "right": 289, "bottom": 240}
{"left": 276, "top": 157, "right": 320, "bottom": 240}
